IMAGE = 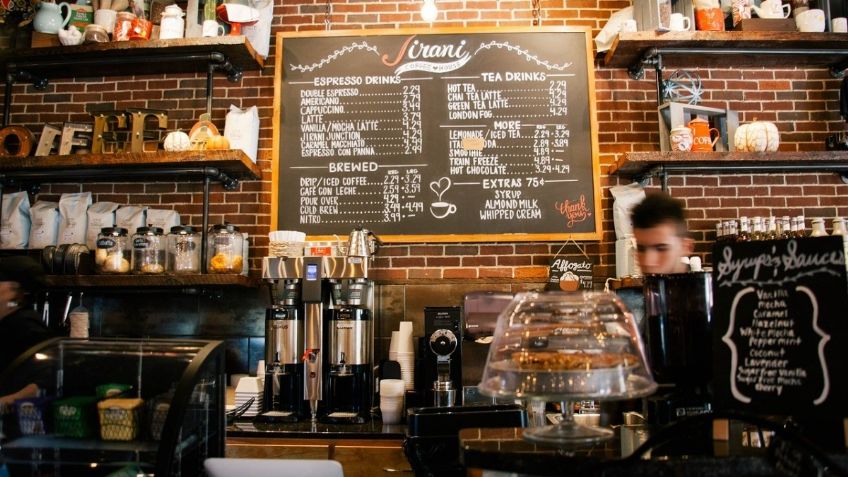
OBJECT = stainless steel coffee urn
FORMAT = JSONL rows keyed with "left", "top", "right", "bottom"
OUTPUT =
{"left": 257, "top": 282, "right": 304, "bottom": 423}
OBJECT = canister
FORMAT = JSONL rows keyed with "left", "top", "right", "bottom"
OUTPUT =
{"left": 167, "top": 225, "right": 201, "bottom": 274}
{"left": 96, "top": 227, "right": 130, "bottom": 274}
{"left": 207, "top": 223, "right": 244, "bottom": 273}
{"left": 132, "top": 226, "right": 166, "bottom": 274}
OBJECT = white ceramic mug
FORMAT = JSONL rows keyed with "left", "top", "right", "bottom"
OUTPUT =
{"left": 669, "top": 13, "right": 691, "bottom": 31}
{"left": 757, "top": 0, "right": 791, "bottom": 18}
{"left": 669, "top": 126, "right": 693, "bottom": 151}
{"left": 795, "top": 8, "right": 825, "bottom": 31}
{"left": 832, "top": 16, "right": 848, "bottom": 32}
{"left": 201, "top": 19, "right": 225, "bottom": 37}
{"left": 94, "top": 8, "right": 117, "bottom": 34}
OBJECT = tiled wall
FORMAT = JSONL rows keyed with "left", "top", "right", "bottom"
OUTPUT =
{"left": 6, "top": 1, "right": 848, "bottom": 373}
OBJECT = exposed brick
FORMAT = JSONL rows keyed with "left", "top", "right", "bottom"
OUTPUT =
{"left": 444, "top": 268, "right": 478, "bottom": 279}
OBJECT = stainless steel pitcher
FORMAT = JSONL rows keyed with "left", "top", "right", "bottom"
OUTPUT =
{"left": 346, "top": 228, "right": 380, "bottom": 257}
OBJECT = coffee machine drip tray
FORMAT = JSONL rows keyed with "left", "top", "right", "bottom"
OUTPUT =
{"left": 254, "top": 410, "right": 298, "bottom": 423}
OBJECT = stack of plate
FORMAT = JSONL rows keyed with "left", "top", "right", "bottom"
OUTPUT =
{"left": 234, "top": 376, "right": 264, "bottom": 418}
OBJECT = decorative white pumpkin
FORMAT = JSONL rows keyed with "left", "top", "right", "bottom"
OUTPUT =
{"left": 163, "top": 131, "right": 191, "bottom": 151}
{"left": 734, "top": 121, "right": 780, "bottom": 152}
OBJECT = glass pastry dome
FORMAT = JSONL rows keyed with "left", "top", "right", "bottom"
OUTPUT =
{"left": 478, "top": 291, "right": 657, "bottom": 445}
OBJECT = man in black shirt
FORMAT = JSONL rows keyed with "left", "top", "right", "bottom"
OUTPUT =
{"left": 0, "top": 256, "right": 54, "bottom": 408}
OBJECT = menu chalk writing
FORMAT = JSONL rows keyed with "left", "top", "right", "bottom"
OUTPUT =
{"left": 712, "top": 237, "right": 848, "bottom": 417}
{"left": 272, "top": 28, "right": 601, "bottom": 242}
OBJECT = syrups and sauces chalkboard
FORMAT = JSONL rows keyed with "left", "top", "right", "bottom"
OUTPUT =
{"left": 712, "top": 237, "right": 848, "bottom": 417}
{"left": 271, "top": 27, "right": 600, "bottom": 242}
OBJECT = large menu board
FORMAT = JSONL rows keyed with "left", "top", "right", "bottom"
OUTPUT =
{"left": 712, "top": 237, "right": 848, "bottom": 417}
{"left": 271, "top": 27, "right": 601, "bottom": 242}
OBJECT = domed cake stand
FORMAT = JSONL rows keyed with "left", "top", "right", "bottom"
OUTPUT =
{"left": 524, "top": 400, "right": 612, "bottom": 445}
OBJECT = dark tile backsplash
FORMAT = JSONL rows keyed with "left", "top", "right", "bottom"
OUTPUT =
{"left": 85, "top": 282, "right": 544, "bottom": 377}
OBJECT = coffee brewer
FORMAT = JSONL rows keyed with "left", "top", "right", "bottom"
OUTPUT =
{"left": 262, "top": 253, "right": 375, "bottom": 423}
{"left": 257, "top": 282, "right": 303, "bottom": 422}
{"left": 643, "top": 271, "right": 713, "bottom": 424}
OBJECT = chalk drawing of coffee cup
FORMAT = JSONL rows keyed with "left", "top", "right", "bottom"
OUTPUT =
{"left": 430, "top": 201, "right": 457, "bottom": 219}
{"left": 429, "top": 176, "right": 457, "bottom": 219}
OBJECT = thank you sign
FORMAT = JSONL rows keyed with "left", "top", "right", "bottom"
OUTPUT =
{"left": 712, "top": 237, "right": 848, "bottom": 417}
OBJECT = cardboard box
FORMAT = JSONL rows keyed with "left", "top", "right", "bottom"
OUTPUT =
{"left": 31, "top": 31, "right": 61, "bottom": 48}
{"left": 733, "top": 18, "right": 796, "bottom": 31}
{"left": 69, "top": 4, "right": 93, "bottom": 33}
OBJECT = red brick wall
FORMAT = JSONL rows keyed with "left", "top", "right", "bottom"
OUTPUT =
{"left": 6, "top": 0, "right": 847, "bottom": 283}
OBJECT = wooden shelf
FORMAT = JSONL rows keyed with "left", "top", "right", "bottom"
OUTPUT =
{"left": 610, "top": 150, "right": 848, "bottom": 182}
{"left": 0, "top": 149, "right": 261, "bottom": 188}
{"left": 0, "top": 36, "right": 264, "bottom": 80}
{"left": 46, "top": 274, "right": 259, "bottom": 289}
{"left": 603, "top": 31, "right": 848, "bottom": 77}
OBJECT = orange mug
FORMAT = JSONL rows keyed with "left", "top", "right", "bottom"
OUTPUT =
{"left": 688, "top": 117, "right": 720, "bottom": 152}
{"left": 695, "top": 7, "right": 725, "bottom": 31}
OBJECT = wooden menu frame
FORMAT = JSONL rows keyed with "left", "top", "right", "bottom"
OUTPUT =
{"left": 271, "top": 26, "right": 601, "bottom": 243}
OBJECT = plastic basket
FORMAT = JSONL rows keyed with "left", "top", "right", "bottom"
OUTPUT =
{"left": 53, "top": 396, "right": 98, "bottom": 438}
{"left": 149, "top": 398, "right": 170, "bottom": 441}
{"left": 98, "top": 398, "right": 144, "bottom": 441}
{"left": 15, "top": 396, "right": 54, "bottom": 436}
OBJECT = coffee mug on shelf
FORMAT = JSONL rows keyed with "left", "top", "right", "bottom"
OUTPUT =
{"left": 669, "top": 13, "right": 691, "bottom": 31}
{"left": 94, "top": 8, "right": 117, "bottom": 34}
{"left": 688, "top": 117, "right": 720, "bottom": 152}
{"left": 833, "top": 17, "right": 848, "bottom": 32}
{"left": 202, "top": 19, "right": 225, "bottom": 37}
{"left": 694, "top": 7, "right": 725, "bottom": 30}
{"left": 752, "top": 0, "right": 790, "bottom": 18}
{"left": 669, "top": 126, "right": 694, "bottom": 151}
{"left": 795, "top": 8, "right": 825, "bottom": 32}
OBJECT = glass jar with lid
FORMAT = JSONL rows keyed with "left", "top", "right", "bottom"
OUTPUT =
{"left": 167, "top": 225, "right": 201, "bottom": 274}
{"left": 96, "top": 227, "right": 130, "bottom": 274}
{"left": 132, "top": 226, "right": 166, "bottom": 274}
{"left": 207, "top": 223, "right": 244, "bottom": 274}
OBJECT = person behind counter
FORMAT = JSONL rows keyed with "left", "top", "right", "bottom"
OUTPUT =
{"left": 0, "top": 256, "right": 54, "bottom": 408}
{"left": 631, "top": 192, "right": 694, "bottom": 275}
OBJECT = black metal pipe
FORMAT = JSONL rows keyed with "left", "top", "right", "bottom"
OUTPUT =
{"left": 7, "top": 52, "right": 229, "bottom": 73}
{"left": 0, "top": 167, "right": 232, "bottom": 184}
{"left": 650, "top": 48, "right": 848, "bottom": 58}
{"left": 3, "top": 72, "right": 12, "bottom": 127}
{"left": 206, "top": 64, "right": 215, "bottom": 117}
{"left": 202, "top": 174, "right": 210, "bottom": 274}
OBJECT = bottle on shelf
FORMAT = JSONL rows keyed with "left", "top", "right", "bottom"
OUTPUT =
{"left": 737, "top": 216, "right": 751, "bottom": 242}
{"left": 751, "top": 217, "right": 764, "bottom": 241}
{"left": 831, "top": 218, "right": 848, "bottom": 272}
{"left": 726, "top": 220, "right": 738, "bottom": 242}
{"left": 715, "top": 221, "right": 725, "bottom": 242}
{"left": 795, "top": 215, "right": 807, "bottom": 238}
{"left": 781, "top": 216, "right": 792, "bottom": 239}
{"left": 810, "top": 218, "right": 828, "bottom": 237}
{"left": 766, "top": 216, "right": 778, "bottom": 240}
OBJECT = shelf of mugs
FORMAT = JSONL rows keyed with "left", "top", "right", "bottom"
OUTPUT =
{"left": 604, "top": 31, "right": 848, "bottom": 78}
{"left": 610, "top": 150, "right": 848, "bottom": 185}
{"left": 0, "top": 36, "right": 264, "bottom": 82}
{"left": 45, "top": 273, "right": 259, "bottom": 290}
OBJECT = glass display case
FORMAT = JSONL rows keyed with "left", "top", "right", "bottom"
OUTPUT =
{"left": 0, "top": 337, "right": 225, "bottom": 476}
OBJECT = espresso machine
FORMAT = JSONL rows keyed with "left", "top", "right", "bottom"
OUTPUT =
{"left": 256, "top": 285, "right": 303, "bottom": 422}
{"left": 642, "top": 271, "right": 713, "bottom": 424}
{"left": 262, "top": 237, "right": 376, "bottom": 423}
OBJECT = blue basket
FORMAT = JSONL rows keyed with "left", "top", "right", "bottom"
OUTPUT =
{"left": 14, "top": 396, "right": 54, "bottom": 436}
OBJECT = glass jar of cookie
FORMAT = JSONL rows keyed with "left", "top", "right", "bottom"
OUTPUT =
{"left": 207, "top": 223, "right": 244, "bottom": 274}
{"left": 96, "top": 227, "right": 130, "bottom": 274}
{"left": 167, "top": 225, "right": 201, "bottom": 274}
{"left": 132, "top": 226, "right": 166, "bottom": 274}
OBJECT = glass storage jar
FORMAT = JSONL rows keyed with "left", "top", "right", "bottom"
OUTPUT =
{"left": 96, "top": 227, "right": 130, "bottom": 274}
{"left": 83, "top": 24, "right": 109, "bottom": 43}
{"left": 167, "top": 225, "right": 201, "bottom": 274}
{"left": 207, "top": 223, "right": 244, "bottom": 274}
{"left": 132, "top": 226, "right": 166, "bottom": 274}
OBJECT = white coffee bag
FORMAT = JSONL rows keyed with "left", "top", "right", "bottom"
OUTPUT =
{"left": 58, "top": 192, "right": 92, "bottom": 245}
{"left": 146, "top": 208, "right": 181, "bottom": 231}
{"left": 1, "top": 191, "right": 31, "bottom": 249}
{"left": 29, "top": 201, "right": 59, "bottom": 249}
{"left": 116, "top": 205, "right": 147, "bottom": 249}
{"left": 86, "top": 202, "right": 120, "bottom": 249}
{"left": 224, "top": 104, "right": 259, "bottom": 163}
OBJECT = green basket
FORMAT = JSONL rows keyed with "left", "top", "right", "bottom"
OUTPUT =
{"left": 53, "top": 396, "right": 98, "bottom": 438}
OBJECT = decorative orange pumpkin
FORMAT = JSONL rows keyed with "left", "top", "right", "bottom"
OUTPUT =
{"left": 205, "top": 134, "right": 230, "bottom": 150}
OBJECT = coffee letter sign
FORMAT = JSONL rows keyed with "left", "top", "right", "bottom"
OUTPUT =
{"left": 712, "top": 237, "right": 848, "bottom": 417}
{"left": 272, "top": 27, "right": 601, "bottom": 242}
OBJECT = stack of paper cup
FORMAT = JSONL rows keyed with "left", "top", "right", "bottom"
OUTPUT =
{"left": 394, "top": 322, "right": 415, "bottom": 391}
{"left": 379, "top": 379, "right": 406, "bottom": 424}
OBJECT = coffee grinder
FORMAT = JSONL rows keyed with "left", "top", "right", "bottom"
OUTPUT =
{"left": 257, "top": 280, "right": 303, "bottom": 423}
{"left": 419, "top": 307, "right": 462, "bottom": 406}
{"left": 323, "top": 279, "right": 373, "bottom": 423}
{"left": 643, "top": 271, "right": 713, "bottom": 424}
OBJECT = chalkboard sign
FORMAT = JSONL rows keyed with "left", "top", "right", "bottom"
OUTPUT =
{"left": 271, "top": 27, "right": 601, "bottom": 242}
{"left": 712, "top": 237, "right": 848, "bottom": 417}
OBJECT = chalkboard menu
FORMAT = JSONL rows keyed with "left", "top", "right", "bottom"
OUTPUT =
{"left": 712, "top": 237, "right": 848, "bottom": 417}
{"left": 271, "top": 27, "right": 601, "bottom": 242}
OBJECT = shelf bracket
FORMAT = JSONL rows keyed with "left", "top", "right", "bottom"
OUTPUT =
{"left": 628, "top": 47, "right": 660, "bottom": 81}
{"left": 634, "top": 164, "right": 664, "bottom": 188}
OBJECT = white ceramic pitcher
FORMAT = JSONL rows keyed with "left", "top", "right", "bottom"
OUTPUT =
{"left": 34, "top": 1, "right": 72, "bottom": 34}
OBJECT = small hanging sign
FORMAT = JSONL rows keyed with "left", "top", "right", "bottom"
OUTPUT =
{"left": 547, "top": 241, "right": 594, "bottom": 291}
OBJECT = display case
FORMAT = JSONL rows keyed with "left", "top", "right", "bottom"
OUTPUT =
{"left": 0, "top": 337, "right": 225, "bottom": 476}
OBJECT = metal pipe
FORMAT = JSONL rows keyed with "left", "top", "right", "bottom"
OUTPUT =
{"left": 7, "top": 52, "right": 229, "bottom": 73}
{"left": 650, "top": 48, "right": 848, "bottom": 58}
{"left": 206, "top": 63, "right": 215, "bottom": 117}
{"left": 0, "top": 167, "right": 233, "bottom": 184}
{"left": 3, "top": 72, "right": 12, "bottom": 127}
{"left": 202, "top": 174, "right": 210, "bottom": 274}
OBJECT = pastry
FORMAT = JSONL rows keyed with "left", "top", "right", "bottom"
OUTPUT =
{"left": 510, "top": 351, "right": 639, "bottom": 371}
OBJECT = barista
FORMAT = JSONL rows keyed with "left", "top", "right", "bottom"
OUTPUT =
{"left": 0, "top": 256, "right": 54, "bottom": 408}
{"left": 631, "top": 192, "right": 693, "bottom": 275}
